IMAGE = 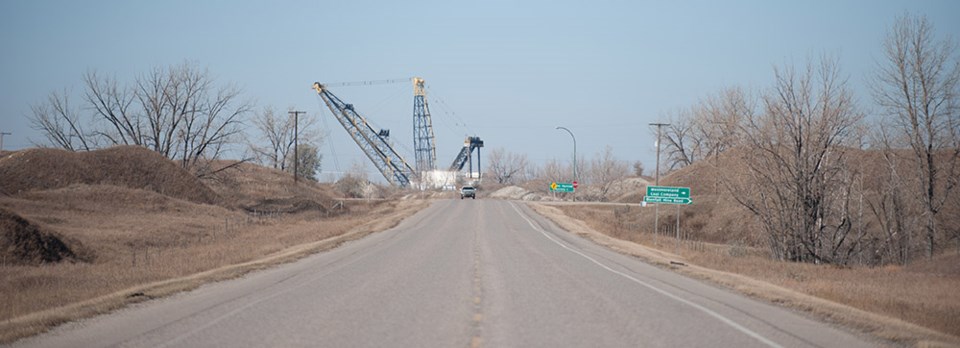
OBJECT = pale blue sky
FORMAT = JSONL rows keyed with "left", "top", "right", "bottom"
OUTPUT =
{"left": 2, "top": 1, "right": 958, "bottom": 179}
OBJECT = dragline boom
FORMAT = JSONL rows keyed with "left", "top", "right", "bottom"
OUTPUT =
{"left": 313, "top": 82, "right": 415, "bottom": 187}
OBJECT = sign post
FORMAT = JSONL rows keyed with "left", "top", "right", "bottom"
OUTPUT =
{"left": 643, "top": 186, "right": 692, "bottom": 253}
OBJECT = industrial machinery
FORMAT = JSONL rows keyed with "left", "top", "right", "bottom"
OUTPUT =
{"left": 313, "top": 78, "right": 481, "bottom": 188}
{"left": 449, "top": 136, "right": 484, "bottom": 179}
{"left": 412, "top": 77, "right": 437, "bottom": 173}
{"left": 313, "top": 82, "right": 416, "bottom": 187}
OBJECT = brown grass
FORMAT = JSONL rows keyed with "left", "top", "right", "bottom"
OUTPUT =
{"left": 0, "top": 146, "right": 219, "bottom": 204}
{"left": 0, "top": 147, "right": 430, "bottom": 343}
{"left": 532, "top": 203, "right": 960, "bottom": 347}
{"left": 0, "top": 184, "right": 427, "bottom": 342}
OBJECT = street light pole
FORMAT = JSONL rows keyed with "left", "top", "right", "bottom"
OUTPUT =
{"left": 556, "top": 126, "right": 576, "bottom": 200}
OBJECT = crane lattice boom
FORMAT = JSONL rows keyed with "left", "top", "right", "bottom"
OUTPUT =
{"left": 313, "top": 82, "right": 415, "bottom": 187}
{"left": 412, "top": 77, "right": 437, "bottom": 173}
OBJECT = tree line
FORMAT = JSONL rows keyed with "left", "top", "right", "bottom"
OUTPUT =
{"left": 27, "top": 61, "right": 323, "bottom": 181}
{"left": 657, "top": 14, "right": 959, "bottom": 265}
{"left": 485, "top": 145, "right": 639, "bottom": 202}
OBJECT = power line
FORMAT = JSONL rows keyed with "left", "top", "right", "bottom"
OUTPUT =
{"left": 319, "top": 77, "right": 412, "bottom": 88}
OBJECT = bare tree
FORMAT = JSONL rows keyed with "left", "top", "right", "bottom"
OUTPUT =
{"left": 30, "top": 62, "right": 253, "bottom": 177}
{"left": 487, "top": 147, "right": 529, "bottom": 184}
{"left": 632, "top": 161, "right": 645, "bottom": 177}
{"left": 660, "top": 87, "right": 753, "bottom": 172}
{"left": 698, "top": 86, "right": 753, "bottom": 158}
{"left": 249, "top": 107, "right": 321, "bottom": 171}
{"left": 872, "top": 13, "right": 960, "bottom": 258}
{"left": 28, "top": 89, "right": 92, "bottom": 151}
{"left": 661, "top": 108, "right": 701, "bottom": 170}
{"left": 727, "top": 57, "right": 864, "bottom": 264}
{"left": 588, "top": 145, "right": 629, "bottom": 201}
{"left": 532, "top": 158, "right": 567, "bottom": 189}
{"left": 83, "top": 71, "right": 141, "bottom": 147}
{"left": 249, "top": 107, "right": 290, "bottom": 169}
{"left": 868, "top": 126, "right": 923, "bottom": 265}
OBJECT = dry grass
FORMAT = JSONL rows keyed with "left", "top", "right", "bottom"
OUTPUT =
{"left": 533, "top": 203, "right": 960, "bottom": 347}
{"left": 0, "top": 183, "right": 428, "bottom": 344}
{"left": 0, "top": 146, "right": 219, "bottom": 204}
{"left": 0, "top": 146, "right": 433, "bottom": 343}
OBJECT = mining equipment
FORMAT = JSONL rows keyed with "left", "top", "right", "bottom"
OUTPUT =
{"left": 313, "top": 78, "right": 482, "bottom": 188}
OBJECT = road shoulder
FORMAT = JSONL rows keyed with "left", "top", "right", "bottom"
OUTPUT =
{"left": 527, "top": 202, "right": 960, "bottom": 348}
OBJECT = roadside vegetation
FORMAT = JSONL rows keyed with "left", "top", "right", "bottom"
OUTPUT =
{"left": 487, "top": 13, "right": 960, "bottom": 268}
{"left": 483, "top": 13, "right": 960, "bottom": 344}
{"left": 7, "top": 10, "right": 957, "bottom": 347}
{"left": 0, "top": 146, "right": 427, "bottom": 343}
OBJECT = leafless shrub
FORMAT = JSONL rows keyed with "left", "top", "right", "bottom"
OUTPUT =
{"left": 871, "top": 13, "right": 960, "bottom": 258}
{"left": 727, "top": 56, "right": 864, "bottom": 264}
{"left": 587, "top": 145, "right": 629, "bottom": 201}
{"left": 487, "top": 147, "right": 530, "bottom": 185}
{"left": 248, "top": 107, "right": 322, "bottom": 172}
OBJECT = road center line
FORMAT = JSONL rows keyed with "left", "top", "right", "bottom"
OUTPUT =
{"left": 509, "top": 203, "right": 783, "bottom": 348}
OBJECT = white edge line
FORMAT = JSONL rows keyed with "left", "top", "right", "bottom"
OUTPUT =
{"left": 509, "top": 202, "right": 783, "bottom": 348}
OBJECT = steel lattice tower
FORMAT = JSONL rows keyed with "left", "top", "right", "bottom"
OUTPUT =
{"left": 412, "top": 77, "right": 437, "bottom": 173}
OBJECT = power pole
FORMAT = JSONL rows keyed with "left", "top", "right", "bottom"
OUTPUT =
{"left": 649, "top": 122, "right": 670, "bottom": 242}
{"left": 0, "top": 132, "right": 10, "bottom": 152}
{"left": 289, "top": 111, "right": 305, "bottom": 183}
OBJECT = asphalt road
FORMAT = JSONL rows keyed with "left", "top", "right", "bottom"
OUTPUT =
{"left": 11, "top": 199, "right": 881, "bottom": 347}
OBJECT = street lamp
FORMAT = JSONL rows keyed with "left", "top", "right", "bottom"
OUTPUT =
{"left": 556, "top": 126, "right": 576, "bottom": 200}
{"left": 557, "top": 127, "right": 577, "bottom": 201}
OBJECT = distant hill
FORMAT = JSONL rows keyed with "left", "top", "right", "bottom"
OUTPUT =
{"left": 0, "top": 146, "right": 219, "bottom": 205}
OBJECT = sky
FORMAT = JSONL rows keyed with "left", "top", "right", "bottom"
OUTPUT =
{"left": 2, "top": 0, "right": 959, "bottom": 182}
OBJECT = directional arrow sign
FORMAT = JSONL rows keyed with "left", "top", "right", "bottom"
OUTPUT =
{"left": 550, "top": 182, "right": 575, "bottom": 192}
{"left": 644, "top": 186, "right": 692, "bottom": 205}
{"left": 643, "top": 196, "right": 692, "bottom": 205}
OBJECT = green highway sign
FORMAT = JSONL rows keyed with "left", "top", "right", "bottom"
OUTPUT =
{"left": 643, "top": 196, "right": 692, "bottom": 205}
{"left": 550, "top": 182, "right": 575, "bottom": 192}
{"left": 644, "top": 185, "right": 692, "bottom": 205}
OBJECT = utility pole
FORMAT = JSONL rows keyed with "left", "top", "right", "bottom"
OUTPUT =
{"left": 0, "top": 132, "right": 10, "bottom": 152}
{"left": 649, "top": 122, "right": 670, "bottom": 242}
{"left": 289, "top": 111, "right": 305, "bottom": 183}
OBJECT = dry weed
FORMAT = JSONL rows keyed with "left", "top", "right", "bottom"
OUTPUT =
{"left": 536, "top": 203, "right": 960, "bottom": 346}
{"left": 0, "top": 185, "right": 428, "bottom": 343}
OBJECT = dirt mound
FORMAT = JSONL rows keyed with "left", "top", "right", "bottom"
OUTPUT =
{"left": 606, "top": 177, "right": 651, "bottom": 202}
{"left": 203, "top": 161, "right": 344, "bottom": 214}
{"left": 489, "top": 186, "right": 556, "bottom": 201}
{"left": 0, "top": 207, "right": 87, "bottom": 265}
{"left": 0, "top": 146, "right": 218, "bottom": 204}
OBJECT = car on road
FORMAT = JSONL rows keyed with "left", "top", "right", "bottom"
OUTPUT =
{"left": 460, "top": 186, "right": 476, "bottom": 199}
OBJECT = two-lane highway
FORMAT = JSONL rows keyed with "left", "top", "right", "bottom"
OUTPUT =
{"left": 11, "top": 200, "right": 881, "bottom": 347}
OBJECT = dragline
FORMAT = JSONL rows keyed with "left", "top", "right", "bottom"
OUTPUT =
{"left": 313, "top": 78, "right": 482, "bottom": 188}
